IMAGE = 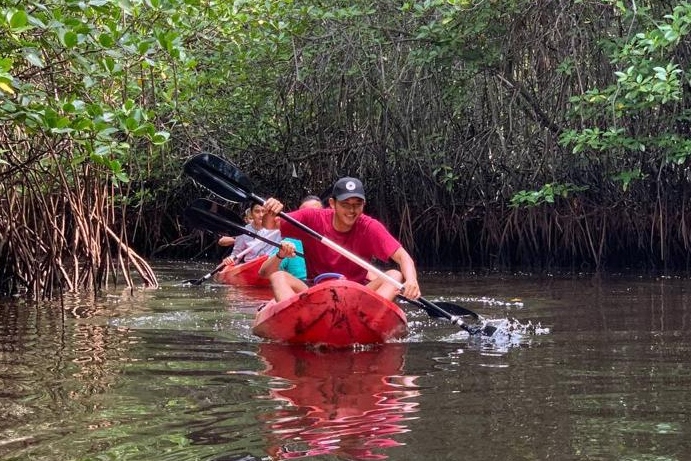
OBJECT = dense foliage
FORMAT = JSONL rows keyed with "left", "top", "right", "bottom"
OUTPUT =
{"left": 2, "top": 0, "right": 691, "bottom": 297}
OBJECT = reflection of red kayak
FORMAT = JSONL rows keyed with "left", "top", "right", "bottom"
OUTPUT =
{"left": 258, "top": 343, "right": 419, "bottom": 460}
{"left": 252, "top": 279, "right": 408, "bottom": 347}
{"left": 214, "top": 255, "right": 271, "bottom": 286}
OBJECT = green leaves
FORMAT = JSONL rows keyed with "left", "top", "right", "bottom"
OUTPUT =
{"left": 8, "top": 8, "right": 29, "bottom": 29}
{"left": 433, "top": 165, "right": 460, "bottom": 193}
{"left": 613, "top": 63, "right": 682, "bottom": 105}
{"left": 558, "top": 1, "right": 691, "bottom": 198}
{"left": 1, "top": 0, "right": 181, "bottom": 188}
{"left": 559, "top": 127, "right": 645, "bottom": 154}
{"left": 611, "top": 168, "right": 645, "bottom": 192}
{"left": 59, "top": 29, "right": 79, "bottom": 48}
{"left": 0, "top": 58, "right": 14, "bottom": 94}
{"left": 511, "top": 183, "right": 589, "bottom": 208}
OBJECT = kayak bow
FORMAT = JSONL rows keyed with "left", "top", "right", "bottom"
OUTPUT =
{"left": 253, "top": 279, "right": 408, "bottom": 347}
{"left": 215, "top": 254, "right": 271, "bottom": 287}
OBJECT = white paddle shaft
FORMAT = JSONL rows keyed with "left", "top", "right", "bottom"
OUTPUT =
{"left": 320, "top": 237, "right": 403, "bottom": 290}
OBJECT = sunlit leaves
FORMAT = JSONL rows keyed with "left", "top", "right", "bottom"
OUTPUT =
{"left": 1, "top": 0, "right": 183, "bottom": 188}
{"left": 0, "top": 80, "right": 14, "bottom": 94}
{"left": 613, "top": 63, "right": 682, "bottom": 105}
{"left": 23, "top": 49, "right": 45, "bottom": 68}
{"left": 0, "top": 58, "right": 15, "bottom": 94}
{"left": 59, "top": 29, "right": 79, "bottom": 48}
{"left": 560, "top": 127, "right": 645, "bottom": 154}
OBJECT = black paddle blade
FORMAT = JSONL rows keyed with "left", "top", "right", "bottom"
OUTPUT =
{"left": 179, "top": 261, "right": 227, "bottom": 287}
{"left": 185, "top": 198, "right": 305, "bottom": 257}
{"left": 190, "top": 198, "right": 246, "bottom": 226}
{"left": 482, "top": 324, "right": 498, "bottom": 336}
{"left": 184, "top": 199, "right": 246, "bottom": 236}
{"left": 411, "top": 296, "right": 497, "bottom": 337}
{"left": 184, "top": 153, "right": 253, "bottom": 203}
{"left": 398, "top": 296, "right": 481, "bottom": 321}
{"left": 457, "top": 321, "right": 497, "bottom": 337}
{"left": 180, "top": 278, "right": 204, "bottom": 286}
{"left": 430, "top": 302, "right": 481, "bottom": 320}
{"left": 466, "top": 324, "right": 498, "bottom": 337}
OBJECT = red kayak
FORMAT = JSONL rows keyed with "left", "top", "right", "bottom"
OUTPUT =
{"left": 214, "top": 254, "right": 271, "bottom": 287}
{"left": 252, "top": 279, "right": 408, "bottom": 347}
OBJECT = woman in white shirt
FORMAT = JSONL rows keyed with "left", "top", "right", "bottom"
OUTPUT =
{"left": 224, "top": 204, "right": 280, "bottom": 264}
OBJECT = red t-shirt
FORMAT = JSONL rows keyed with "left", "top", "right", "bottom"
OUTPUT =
{"left": 278, "top": 208, "right": 402, "bottom": 284}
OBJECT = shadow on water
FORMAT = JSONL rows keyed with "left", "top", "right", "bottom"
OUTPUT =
{"left": 2, "top": 263, "right": 691, "bottom": 460}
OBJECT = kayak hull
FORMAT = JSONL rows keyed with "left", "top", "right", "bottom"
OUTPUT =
{"left": 214, "top": 255, "right": 271, "bottom": 286}
{"left": 253, "top": 279, "right": 408, "bottom": 347}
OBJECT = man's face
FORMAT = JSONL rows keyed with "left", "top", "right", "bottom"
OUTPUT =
{"left": 332, "top": 198, "right": 365, "bottom": 228}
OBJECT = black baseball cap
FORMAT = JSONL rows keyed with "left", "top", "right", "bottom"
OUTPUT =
{"left": 332, "top": 177, "right": 365, "bottom": 201}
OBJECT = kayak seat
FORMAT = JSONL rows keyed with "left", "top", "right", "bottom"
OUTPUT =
{"left": 313, "top": 272, "right": 345, "bottom": 284}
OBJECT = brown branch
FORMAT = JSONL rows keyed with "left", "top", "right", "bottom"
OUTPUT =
{"left": 494, "top": 72, "right": 563, "bottom": 135}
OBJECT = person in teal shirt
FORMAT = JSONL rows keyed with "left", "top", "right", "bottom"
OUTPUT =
{"left": 265, "top": 237, "right": 306, "bottom": 281}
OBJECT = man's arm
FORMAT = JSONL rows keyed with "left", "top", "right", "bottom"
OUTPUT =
{"left": 258, "top": 240, "right": 297, "bottom": 278}
{"left": 229, "top": 234, "right": 248, "bottom": 258}
{"left": 390, "top": 247, "right": 421, "bottom": 299}
{"left": 218, "top": 236, "right": 235, "bottom": 247}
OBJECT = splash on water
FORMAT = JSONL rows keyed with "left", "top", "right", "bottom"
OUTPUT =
{"left": 485, "top": 317, "right": 550, "bottom": 337}
{"left": 438, "top": 316, "right": 550, "bottom": 352}
{"left": 439, "top": 295, "right": 525, "bottom": 309}
{"left": 482, "top": 317, "right": 550, "bottom": 351}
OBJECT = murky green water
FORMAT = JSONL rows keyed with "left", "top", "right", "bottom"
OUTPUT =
{"left": 1, "top": 263, "right": 690, "bottom": 460}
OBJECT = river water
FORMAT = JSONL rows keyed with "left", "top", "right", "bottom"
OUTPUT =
{"left": 1, "top": 262, "right": 690, "bottom": 460}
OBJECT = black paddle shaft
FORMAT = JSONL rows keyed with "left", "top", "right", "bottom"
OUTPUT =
{"left": 181, "top": 262, "right": 226, "bottom": 286}
{"left": 185, "top": 199, "right": 304, "bottom": 257}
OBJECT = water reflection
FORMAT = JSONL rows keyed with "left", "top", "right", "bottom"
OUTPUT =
{"left": 5, "top": 267, "right": 691, "bottom": 461}
{"left": 0, "top": 296, "right": 136, "bottom": 459}
{"left": 222, "top": 284, "right": 273, "bottom": 306}
{"left": 257, "top": 343, "right": 419, "bottom": 460}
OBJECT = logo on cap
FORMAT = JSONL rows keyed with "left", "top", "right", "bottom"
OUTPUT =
{"left": 345, "top": 181, "right": 357, "bottom": 191}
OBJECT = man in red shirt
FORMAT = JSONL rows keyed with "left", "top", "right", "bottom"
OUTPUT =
{"left": 262, "top": 177, "right": 420, "bottom": 302}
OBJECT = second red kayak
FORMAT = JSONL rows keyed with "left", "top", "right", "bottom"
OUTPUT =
{"left": 253, "top": 279, "right": 408, "bottom": 347}
{"left": 214, "top": 255, "right": 271, "bottom": 287}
